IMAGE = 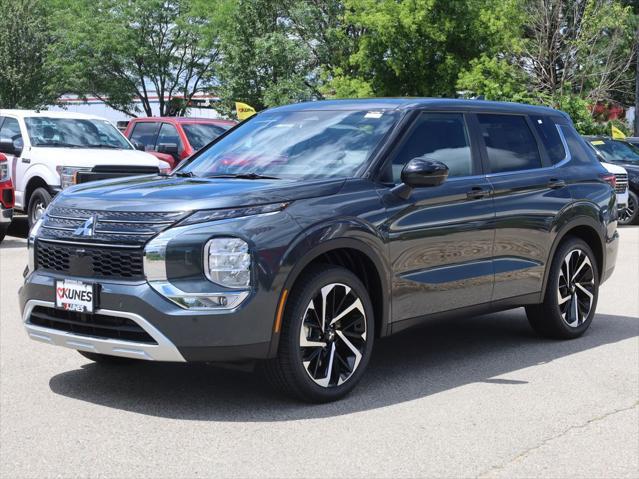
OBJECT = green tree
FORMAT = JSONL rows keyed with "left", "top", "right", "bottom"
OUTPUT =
{"left": 50, "top": 0, "right": 231, "bottom": 117}
{"left": 0, "top": 0, "right": 59, "bottom": 109}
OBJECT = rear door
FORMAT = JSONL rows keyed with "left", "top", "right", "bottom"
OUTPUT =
{"left": 477, "top": 113, "right": 572, "bottom": 301}
{"left": 381, "top": 111, "right": 496, "bottom": 324}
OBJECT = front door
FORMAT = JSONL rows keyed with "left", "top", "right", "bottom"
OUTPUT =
{"left": 380, "top": 111, "right": 496, "bottom": 324}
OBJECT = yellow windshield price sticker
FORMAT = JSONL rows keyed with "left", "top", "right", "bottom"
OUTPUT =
{"left": 590, "top": 140, "right": 605, "bottom": 145}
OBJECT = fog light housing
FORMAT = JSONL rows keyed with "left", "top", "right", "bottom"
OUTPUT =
{"left": 204, "top": 237, "right": 251, "bottom": 288}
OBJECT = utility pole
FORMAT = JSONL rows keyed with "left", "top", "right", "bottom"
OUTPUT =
{"left": 635, "top": 33, "right": 639, "bottom": 136}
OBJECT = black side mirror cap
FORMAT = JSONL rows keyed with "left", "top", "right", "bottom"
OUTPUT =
{"left": 156, "top": 142, "right": 179, "bottom": 155}
{"left": 132, "top": 140, "right": 146, "bottom": 151}
{"left": 0, "top": 137, "right": 22, "bottom": 157}
{"left": 391, "top": 157, "right": 449, "bottom": 199}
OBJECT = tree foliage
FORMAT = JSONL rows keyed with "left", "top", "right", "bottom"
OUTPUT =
{"left": 50, "top": 0, "right": 231, "bottom": 117}
{"left": 0, "top": 0, "right": 60, "bottom": 109}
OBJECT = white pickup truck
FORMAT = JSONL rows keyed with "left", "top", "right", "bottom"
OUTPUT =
{"left": 0, "top": 110, "right": 170, "bottom": 226}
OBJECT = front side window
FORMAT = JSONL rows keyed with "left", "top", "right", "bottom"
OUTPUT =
{"left": 478, "top": 114, "right": 542, "bottom": 173}
{"left": 25, "top": 117, "right": 131, "bottom": 149}
{"left": 182, "top": 123, "right": 228, "bottom": 151}
{"left": 0, "top": 117, "right": 24, "bottom": 150}
{"left": 129, "top": 122, "right": 160, "bottom": 151}
{"left": 179, "top": 109, "right": 400, "bottom": 180}
{"left": 530, "top": 115, "right": 566, "bottom": 164}
{"left": 157, "top": 123, "right": 183, "bottom": 153}
{"left": 390, "top": 112, "right": 473, "bottom": 182}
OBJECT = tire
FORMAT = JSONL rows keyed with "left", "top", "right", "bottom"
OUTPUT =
{"left": 618, "top": 190, "right": 638, "bottom": 226}
{"left": 0, "top": 225, "right": 6, "bottom": 244}
{"left": 77, "top": 350, "right": 138, "bottom": 364}
{"left": 263, "top": 265, "right": 375, "bottom": 403}
{"left": 526, "top": 236, "right": 599, "bottom": 339}
{"left": 27, "top": 187, "right": 52, "bottom": 228}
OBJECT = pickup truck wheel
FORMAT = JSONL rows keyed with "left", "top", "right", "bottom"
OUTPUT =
{"left": 618, "top": 190, "right": 638, "bottom": 225}
{"left": 526, "top": 237, "right": 599, "bottom": 339}
{"left": 28, "top": 187, "right": 51, "bottom": 228}
{"left": 77, "top": 350, "right": 138, "bottom": 364}
{"left": 263, "top": 265, "right": 374, "bottom": 403}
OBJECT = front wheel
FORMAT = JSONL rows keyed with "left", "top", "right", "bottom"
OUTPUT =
{"left": 263, "top": 265, "right": 375, "bottom": 403}
{"left": 27, "top": 187, "right": 51, "bottom": 228}
{"left": 526, "top": 237, "right": 599, "bottom": 339}
{"left": 618, "top": 190, "right": 638, "bottom": 225}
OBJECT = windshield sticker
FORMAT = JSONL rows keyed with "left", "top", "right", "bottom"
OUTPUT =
{"left": 591, "top": 140, "right": 605, "bottom": 145}
{"left": 364, "top": 111, "right": 383, "bottom": 119}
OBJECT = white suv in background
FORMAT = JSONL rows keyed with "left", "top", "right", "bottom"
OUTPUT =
{"left": 584, "top": 140, "right": 629, "bottom": 211}
{"left": 0, "top": 110, "right": 170, "bottom": 226}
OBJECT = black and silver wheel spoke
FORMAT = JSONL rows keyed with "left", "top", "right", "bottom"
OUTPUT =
{"left": 558, "top": 249, "right": 595, "bottom": 328}
{"left": 299, "top": 283, "right": 367, "bottom": 388}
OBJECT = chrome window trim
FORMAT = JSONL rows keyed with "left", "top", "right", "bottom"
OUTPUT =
{"left": 22, "top": 299, "right": 185, "bottom": 362}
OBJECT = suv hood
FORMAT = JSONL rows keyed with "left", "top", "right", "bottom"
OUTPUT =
{"left": 32, "top": 147, "right": 161, "bottom": 167}
{"left": 54, "top": 175, "right": 346, "bottom": 212}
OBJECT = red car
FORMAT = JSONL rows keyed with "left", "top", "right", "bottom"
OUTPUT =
{"left": 124, "top": 117, "right": 237, "bottom": 169}
{"left": 0, "top": 153, "right": 14, "bottom": 243}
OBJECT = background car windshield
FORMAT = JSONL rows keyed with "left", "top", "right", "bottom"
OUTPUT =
{"left": 182, "top": 123, "right": 229, "bottom": 150}
{"left": 25, "top": 117, "right": 132, "bottom": 149}
{"left": 180, "top": 110, "right": 399, "bottom": 179}
{"left": 593, "top": 140, "right": 639, "bottom": 163}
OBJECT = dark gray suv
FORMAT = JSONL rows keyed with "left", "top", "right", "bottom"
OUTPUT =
{"left": 20, "top": 99, "right": 619, "bottom": 402}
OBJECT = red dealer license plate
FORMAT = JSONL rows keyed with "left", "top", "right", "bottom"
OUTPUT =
{"left": 55, "top": 279, "right": 95, "bottom": 313}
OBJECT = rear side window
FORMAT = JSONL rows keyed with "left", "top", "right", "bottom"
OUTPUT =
{"left": 561, "top": 126, "right": 599, "bottom": 164}
{"left": 530, "top": 115, "right": 566, "bottom": 164}
{"left": 477, "top": 114, "right": 542, "bottom": 173}
{"left": 391, "top": 112, "right": 473, "bottom": 181}
{"left": 130, "top": 122, "right": 160, "bottom": 151}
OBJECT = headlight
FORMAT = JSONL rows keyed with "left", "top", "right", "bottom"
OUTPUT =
{"left": 179, "top": 202, "right": 288, "bottom": 226}
{"left": 56, "top": 166, "right": 90, "bottom": 189}
{"left": 205, "top": 237, "right": 251, "bottom": 288}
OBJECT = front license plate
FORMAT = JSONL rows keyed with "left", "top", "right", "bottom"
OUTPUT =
{"left": 55, "top": 280, "right": 95, "bottom": 313}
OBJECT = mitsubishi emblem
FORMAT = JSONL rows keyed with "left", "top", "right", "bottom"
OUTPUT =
{"left": 74, "top": 215, "right": 97, "bottom": 237}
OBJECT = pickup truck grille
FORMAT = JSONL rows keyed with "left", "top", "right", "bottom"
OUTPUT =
{"left": 36, "top": 207, "right": 186, "bottom": 280}
{"left": 615, "top": 173, "right": 628, "bottom": 194}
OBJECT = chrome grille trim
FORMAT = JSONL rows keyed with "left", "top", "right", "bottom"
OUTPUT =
{"left": 37, "top": 238, "right": 141, "bottom": 249}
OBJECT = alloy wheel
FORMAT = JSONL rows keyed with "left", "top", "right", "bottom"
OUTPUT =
{"left": 299, "top": 283, "right": 367, "bottom": 388}
{"left": 557, "top": 249, "right": 595, "bottom": 328}
{"left": 618, "top": 194, "right": 636, "bottom": 225}
{"left": 32, "top": 201, "right": 45, "bottom": 223}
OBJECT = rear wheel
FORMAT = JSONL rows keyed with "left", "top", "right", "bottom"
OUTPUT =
{"left": 618, "top": 190, "right": 638, "bottom": 225}
{"left": 526, "top": 237, "right": 599, "bottom": 339}
{"left": 27, "top": 187, "right": 51, "bottom": 228}
{"left": 77, "top": 350, "right": 138, "bottom": 364}
{"left": 264, "top": 265, "right": 374, "bottom": 403}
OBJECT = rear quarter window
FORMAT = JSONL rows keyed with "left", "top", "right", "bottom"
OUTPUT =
{"left": 530, "top": 115, "right": 566, "bottom": 164}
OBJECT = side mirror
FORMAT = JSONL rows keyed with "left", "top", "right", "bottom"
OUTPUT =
{"left": 156, "top": 143, "right": 179, "bottom": 155}
{"left": 392, "top": 157, "right": 449, "bottom": 199}
{"left": 131, "top": 140, "right": 146, "bottom": 151}
{"left": 0, "top": 138, "right": 22, "bottom": 157}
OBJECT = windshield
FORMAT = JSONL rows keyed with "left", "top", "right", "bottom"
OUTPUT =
{"left": 25, "top": 117, "right": 132, "bottom": 149}
{"left": 183, "top": 123, "right": 230, "bottom": 151}
{"left": 178, "top": 109, "right": 400, "bottom": 180}
{"left": 591, "top": 139, "right": 639, "bottom": 164}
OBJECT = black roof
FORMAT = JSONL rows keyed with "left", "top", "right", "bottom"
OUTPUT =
{"left": 268, "top": 98, "right": 567, "bottom": 118}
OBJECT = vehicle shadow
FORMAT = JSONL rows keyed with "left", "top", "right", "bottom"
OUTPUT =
{"left": 5, "top": 215, "right": 29, "bottom": 239}
{"left": 49, "top": 311, "right": 638, "bottom": 421}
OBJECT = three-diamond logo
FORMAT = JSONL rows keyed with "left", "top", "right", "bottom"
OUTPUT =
{"left": 73, "top": 215, "right": 96, "bottom": 237}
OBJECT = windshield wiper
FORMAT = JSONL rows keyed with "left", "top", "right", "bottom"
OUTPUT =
{"left": 203, "top": 172, "right": 280, "bottom": 180}
{"left": 87, "top": 144, "right": 121, "bottom": 149}
{"left": 174, "top": 171, "right": 195, "bottom": 177}
{"left": 35, "top": 141, "right": 84, "bottom": 148}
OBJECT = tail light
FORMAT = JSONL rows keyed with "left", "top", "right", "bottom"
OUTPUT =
{"left": 0, "top": 155, "right": 9, "bottom": 183}
{"left": 600, "top": 173, "right": 616, "bottom": 189}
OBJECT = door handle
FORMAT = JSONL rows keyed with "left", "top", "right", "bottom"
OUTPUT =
{"left": 548, "top": 178, "right": 566, "bottom": 189}
{"left": 467, "top": 186, "right": 489, "bottom": 200}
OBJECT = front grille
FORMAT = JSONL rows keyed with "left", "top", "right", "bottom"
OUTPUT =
{"left": 28, "top": 306, "right": 156, "bottom": 344}
{"left": 36, "top": 242, "right": 144, "bottom": 279}
{"left": 615, "top": 173, "right": 628, "bottom": 194}
{"left": 40, "top": 207, "right": 186, "bottom": 247}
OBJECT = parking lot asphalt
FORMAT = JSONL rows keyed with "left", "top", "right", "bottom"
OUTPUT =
{"left": 1, "top": 217, "right": 637, "bottom": 478}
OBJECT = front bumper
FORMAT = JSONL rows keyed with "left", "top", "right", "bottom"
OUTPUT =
{"left": 19, "top": 271, "right": 278, "bottom": 362}
{"left": 0, "top": 204, "right": 12, "bottom": 225}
